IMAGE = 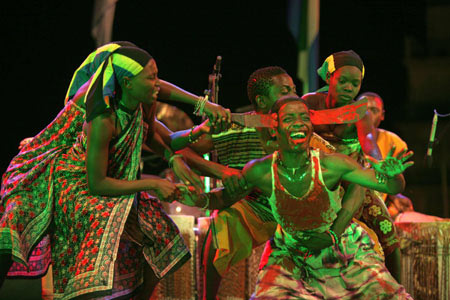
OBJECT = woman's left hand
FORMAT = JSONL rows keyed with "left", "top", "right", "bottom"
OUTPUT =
{"left": 366, "top": 146, "right": 414, "bottom": 178}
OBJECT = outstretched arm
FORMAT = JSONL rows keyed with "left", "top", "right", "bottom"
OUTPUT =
{"left": 178, "top": 176, "right": 252, "bottom": 210}
{"left": 329, "top": 147, "right": 414, "bottom": 194}
{"left": 170, "top": 119, "right": 212, "bottom": 151}
{"left": 158, "top": 80, "right": 231, "bottom": 126}
{"left": 146, "top": 119, "right": 246, "bottom": 193}
{"left": 179, "top": 156, "right": 271, "bottom": 210}
{"left": 193, "top": 156, "right": 272, "bottom": 209}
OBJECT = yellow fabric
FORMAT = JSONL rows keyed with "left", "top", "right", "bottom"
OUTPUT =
{"left": 323, "top": 54, "right": 365, "bottom": 78}
{"left": 85, "top": 59, "right": 106, "bottom": 103}
{"left": 352, "top": 218, "right": 384, "bottom": 259}
{"left": 212, "top": 200, "right": 277, "bottom": 275}
{"left": 85, "top": 53, "right": 144, "bottom": 109}
{"left": 374, "top": 129, "right": 408, "bottom": 201}
{"left": 376, "top": 129, "right": 408, "bottom": 159}
{"left": 309, "top": 132, "right": 336, "bottom": 154}
{"left": 325, "top": 54, "right": 336, "bottom": 74}
{"left": 111, "top": 53, "right": 144, "bottom": 77}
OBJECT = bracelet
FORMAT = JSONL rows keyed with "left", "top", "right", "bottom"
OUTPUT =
{"left": 374, "top": 170, "right": 388, "bottom": 184}
{"left": 326, "top": 229, "right": 339, "bottom": 246}
{"left": 201, "top": 193, "right": 210, "bottom": 210}
{"left": 188, "top": 126, "right": 199, "bottom": 144}
{"left": 168, "top": 154, "right": 183, "bottom": 168}
{"left": 325, "top": 230, "right": 335, "bottom": 245}
{"left": 164, "top": 149, "right": 173, "bottom": 161}
{"left": 193, "top": 97, "right": 203, "bottom": 115}
{"left": 198, "top": 95, "right": 208, "bottom": 116}
{"left": 194, "top": 95, "right": 208, "bottom": 116}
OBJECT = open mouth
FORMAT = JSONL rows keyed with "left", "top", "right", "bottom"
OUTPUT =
{"left": 289, "top": 131, "right": 307, "bottom": 144}
{"left": 290, "top": 132, "right": 306, "bottom": 139}
{"left": 340, "top": 95, "right": 352, "bottom": 101}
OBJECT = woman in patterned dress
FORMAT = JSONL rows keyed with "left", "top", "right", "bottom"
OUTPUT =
{"left": 0, "top": 43, "right": 202, "bottom": 299}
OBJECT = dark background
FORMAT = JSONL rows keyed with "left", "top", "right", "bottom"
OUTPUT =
{"left": 1, "top": 1, "right": 449, "bottom": 216}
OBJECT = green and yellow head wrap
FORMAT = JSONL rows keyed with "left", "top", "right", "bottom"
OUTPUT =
{"left": 317, "top": 50, "right": 365, "bottom": 82}
{"left": 65, "top": 41, "right": 153, "bottom": 122}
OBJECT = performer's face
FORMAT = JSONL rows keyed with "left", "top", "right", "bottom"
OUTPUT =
{"left": 276, "top": 101, "right": 313, "bottom": 152}
{"left": 128, "top": 59, "right": 160, "bottom": 105}
{"left": 259, "top": 74, "right": 297, "bottom": 113}
{"left": 367, "top": 96, "right": 384, "bottom": 128}
{"left": 328, "top": 66, "right": 362, "bottom": 106}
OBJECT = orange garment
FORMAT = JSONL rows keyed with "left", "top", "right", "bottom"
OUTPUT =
{"left": 374, "top": 129, "right": 408, "bottom": 202}
{"left": 376, "top": 128, "right": 408, "bottom": 159}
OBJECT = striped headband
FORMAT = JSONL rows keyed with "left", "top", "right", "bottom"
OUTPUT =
{"left": 317, "top": 50, "right": 365, "bottom": 82}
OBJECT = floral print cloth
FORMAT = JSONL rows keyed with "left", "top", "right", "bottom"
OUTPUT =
{"left": 251, "top": 150, "right": 412, "bottom": 299}
{"left": 0, "top": 101, "right": 189, "bottom": 299}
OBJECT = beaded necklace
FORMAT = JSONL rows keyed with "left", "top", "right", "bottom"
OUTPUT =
{"left": 277, "top": 156, "right": 311, "bottom": 182}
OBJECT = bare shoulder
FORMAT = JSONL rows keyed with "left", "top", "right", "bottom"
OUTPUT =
{"left": 95, "top": 110, "right": 115, "bottom": 126}
{"left": 88, "top": 110, "right": 116, "bottom": 137}
{"left": 301, "top": 92, "right": 322, "bottom": 101}
{"left": 243, "top": 154, "right": 272, "bottom": 174}
{"left": 242, "top": 154, "right": 273, "bottom": 186}
{"left": 301, "top": 92, "right": 327, "bottom": 109}
{"left": 319, "top": 150, "right": 355, "bottom": 171}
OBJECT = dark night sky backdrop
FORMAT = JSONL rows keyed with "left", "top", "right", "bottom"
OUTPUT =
{"left": 0, "top": 1, "right": 439, "bottom": 182}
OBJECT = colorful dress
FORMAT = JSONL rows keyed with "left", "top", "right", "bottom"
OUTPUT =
{"left": 302, "top": 92, "right": 400, "bottom": 257}
{"left": 0, "top": 101, "right": 190, "bottom": 299}
{"left": 251, "top": 150, "right": 412, "bottom": 299}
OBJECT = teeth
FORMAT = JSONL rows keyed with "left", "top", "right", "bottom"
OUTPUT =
{"left": 290, "top": 132, "right": 306, "bottom": 139}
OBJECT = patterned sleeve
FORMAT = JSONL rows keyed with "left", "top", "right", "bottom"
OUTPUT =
{"left": 360, "top": 189, "right": 400, "bottom": 256}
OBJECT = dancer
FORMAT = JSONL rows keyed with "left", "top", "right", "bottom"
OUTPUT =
{"left": 302, "top": 50, "right": 403, "bottom": 280}
{"left": 170, "top": 66, "right": 366, "bottom": 299}
{"left": 360, "top": 91, "right": 408, "bottom": 159}
{"left": 176, "top": 67, "right": 294, "bottom": 299}
{"left": 187, "top": 97, "right": 413, "bottom": 299}
{"left": 360, "top": 91, "right": 443, "bottom": 223}
{"left": 0, "top": 42, "right": 217, "bottom": 299}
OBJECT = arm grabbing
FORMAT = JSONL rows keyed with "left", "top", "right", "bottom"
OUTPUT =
{"left": 158, "top": 80, "right": 231, "bottom": 126}
{"left": 178, "top": 155, "right": 272, "bottom": 210}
